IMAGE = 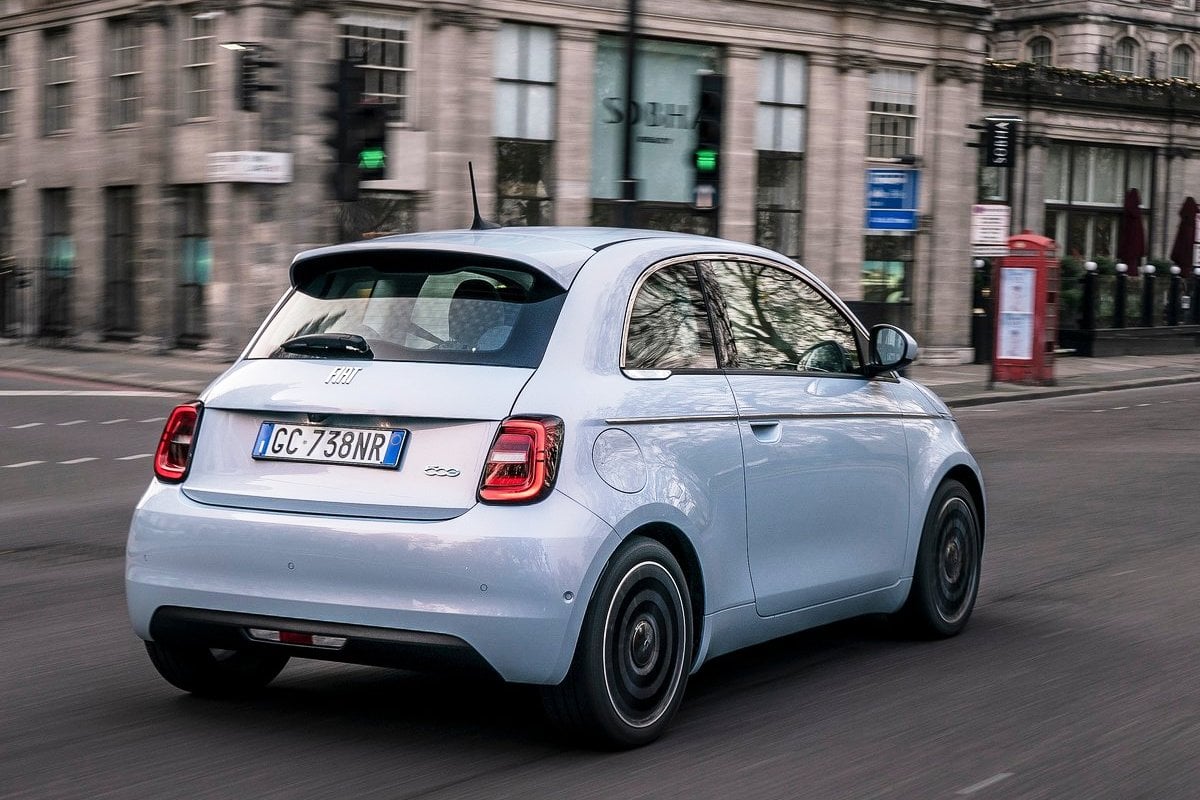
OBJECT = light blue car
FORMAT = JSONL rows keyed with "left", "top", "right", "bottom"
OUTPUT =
{"left": 127, "top": 226, "right": 984, "bottom": 748}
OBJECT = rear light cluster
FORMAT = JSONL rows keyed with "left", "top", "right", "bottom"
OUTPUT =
{"left": 478, "top": 416, "right": 563, "bottom": 504}
{"left": 154, "top": 401, "right": 202, "bottom": 483}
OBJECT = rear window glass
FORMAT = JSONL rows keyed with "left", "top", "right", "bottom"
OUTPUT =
{"left": 246, "top": 252, "right": 566, "bottom": 368}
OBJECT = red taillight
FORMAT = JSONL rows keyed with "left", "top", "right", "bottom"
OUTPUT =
{"left": 154, "top": 401, "right": 202, "bottom": 483}
{"left": 478, "top": 416, "right": 563, "bottom": 504}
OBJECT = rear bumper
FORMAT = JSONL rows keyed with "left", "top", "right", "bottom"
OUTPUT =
{"left": 126, "top": 481, "right": 618, "bottom": 684}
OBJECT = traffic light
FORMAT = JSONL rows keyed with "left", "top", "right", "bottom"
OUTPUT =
{"left": 693, "top": 73, "right": 724, "bottom": 210}
{"left": 357, "top": 103, "right": 388, "bottom": 181}
{"left": 235, "top": 46, "right": 277, "bottom": 112}
{"left": 326, "top": 59, "right": 367, "bottom": 202}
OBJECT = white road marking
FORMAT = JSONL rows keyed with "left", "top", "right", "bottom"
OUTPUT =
{"left": 11, "top": 422, "right": 44, "bottom": 429}
{"left": 100, "top": 418, "right": 130, "bottom": 425}
{"left": 0, "top": 390, "right": 181, "bottom": 397}
{"left": 139, "top": 417, "right": 165, "bottom": 424}
{"left": 3, "top": 461, "right": 45, "bottom": 469}
{"left": 957, "top": 773, "right": 1015, "bottom": 795}
{"left": 116, "top": 453, "right": 153, "bottom": 461}
{"left": 59, "top": 457, "right": 98, "bottom": 465}
{"left": 1111, "top": 406, "right": 1130, "bottom": 410}
{"left": 57, "top": 419, "right": 87, "bottom": 426}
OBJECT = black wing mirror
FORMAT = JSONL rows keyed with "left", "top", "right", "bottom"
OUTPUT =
{"left": 865, "top": 324, "right": 918, "bottom": 378}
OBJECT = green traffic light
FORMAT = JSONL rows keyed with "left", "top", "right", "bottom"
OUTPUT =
{"left": 359, "top": 146, "right": 386, "bottom": 171}
{"left": 695, "top": 147, "right": 718, "bottom": 173}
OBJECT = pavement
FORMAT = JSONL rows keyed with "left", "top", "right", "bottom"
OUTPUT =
{"left": 2, "top": 339, "right": 1200, "bottom": 407}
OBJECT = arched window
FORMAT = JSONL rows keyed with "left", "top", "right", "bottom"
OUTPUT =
{"left": 1113, "top": 38, "right": 1139, "bottom": 75}
{"left": 1028, "top": 36, "right": 1053, "bottom": 67}
{"left": 1171, "top": 45, "right": 1194, "bottom": 80}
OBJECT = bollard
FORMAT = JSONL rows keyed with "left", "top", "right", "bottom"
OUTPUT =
{"left": 1140, "top": 264, "right": 1156, "bottom": 327}
{"left": 1081, "top": 261, "right": 1098, "bottom": 330}
{"left": 1114, "top": 262, "right": 1128, "bottom": 327}
{"left": 1167, "top": 265, "right": 1182, "bottom": 326}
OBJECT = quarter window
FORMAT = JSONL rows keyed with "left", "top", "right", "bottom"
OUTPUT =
{"left": 707, "top": 261, "right": 860, "bottom": 374}
{"left": 624, "top": 264, "right": 717, "bottom": 370}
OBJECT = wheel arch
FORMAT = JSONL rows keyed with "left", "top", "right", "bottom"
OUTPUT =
{"left": 942, "top": 464, "right": 986, "bottom": 543}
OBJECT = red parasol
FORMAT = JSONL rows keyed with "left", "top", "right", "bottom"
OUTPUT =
{"left": 1117, "top": 188, "right": 1146, "bottom": 269}
{"left": 1169, "top": 196, "right": 1198, "bottom": 269}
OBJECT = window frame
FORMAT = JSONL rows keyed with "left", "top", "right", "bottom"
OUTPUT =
{"left": 1113, "top": 37, "right": 1139, "bottom": 76}
{"left": 43, "top": 27, "right": 74, "bottom": 135}
{"left": 867, "top": 68, "right": 919, "bottom": 160}
{"left": 0, "top": 37, "right": 11, "bottom": 137}
{"left": 182, "top": 14, "right": 216, "bottom": 120}
{"left": 338, "top": 16, "right": 413, "bottom": 124}
{"left": 494, "top": 22, "right": 556, "bottom": 141}
{"left": 620, "top": 257, "right": 722, "bottom": 374}
{"left": 109, "top": 17, "right": 143, "bottom": 128}
{"left": 1171, "top": 45, "right": 1194, "bottom": 80}
{"left": 1027, "top": 36, "right": 1053, "bottom": 67}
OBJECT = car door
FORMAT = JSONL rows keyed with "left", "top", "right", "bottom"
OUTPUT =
{"left": 702, "top": 259, "right": 911, "bottom": 617}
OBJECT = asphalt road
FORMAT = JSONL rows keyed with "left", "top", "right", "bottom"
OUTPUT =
{"left": 2, "top": 371, "right": 1198, "bottom": 800}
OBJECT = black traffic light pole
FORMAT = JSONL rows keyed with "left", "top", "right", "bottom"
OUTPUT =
{"left": 619, "top": 0, "right": 639, "bottom": 228}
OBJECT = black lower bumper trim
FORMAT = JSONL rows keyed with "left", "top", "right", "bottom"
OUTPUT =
{"left": 149, "top": 606, "right": 500, "bottom": 678}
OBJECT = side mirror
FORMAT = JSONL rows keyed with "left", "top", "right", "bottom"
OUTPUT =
{"left": 865, "top": 324, "right": 918, "bottom": 377}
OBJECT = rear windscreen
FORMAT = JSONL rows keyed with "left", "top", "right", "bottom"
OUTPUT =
{"left": 246, "top": 253, "right": 566, "bottom": 368}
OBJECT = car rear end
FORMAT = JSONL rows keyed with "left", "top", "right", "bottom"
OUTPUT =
{"left": 126, "top": 242, "right": 618, "bottom": 685}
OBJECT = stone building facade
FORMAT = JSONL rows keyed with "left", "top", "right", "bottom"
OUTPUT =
{"left": 986, "top": 0, "right": 1200, "bottom": 267}
{"left": 0, "top": 0, "right": 993, "bottom": 360}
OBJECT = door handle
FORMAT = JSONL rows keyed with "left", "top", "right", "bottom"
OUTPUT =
{"left": 749, "top": 421, "right": 782, "bottom": 443}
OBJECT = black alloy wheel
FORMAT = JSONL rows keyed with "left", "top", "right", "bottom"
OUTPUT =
{"left": 899, "top": 480, "right": 982, "bottom": 638}
{"left": 542, "top": 537, "right": 692, "bottom": 748}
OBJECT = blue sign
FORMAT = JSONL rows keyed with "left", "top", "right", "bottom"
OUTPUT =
{"left": 865, "top": 169, "right": 920, "bottom": 231}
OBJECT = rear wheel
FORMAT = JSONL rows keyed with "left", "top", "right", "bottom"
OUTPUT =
{"left": 898, "top": 479, "right": 982, "bottom": 638}
{"left": 542, "top": 537, "right": 692, "bottom": 748}
{"left": 145, "top": 641, "right": 289, "bottom": 697}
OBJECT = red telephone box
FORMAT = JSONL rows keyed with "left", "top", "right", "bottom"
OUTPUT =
{"left": 992, "top": 232, "right": 1058, "bottom": 386}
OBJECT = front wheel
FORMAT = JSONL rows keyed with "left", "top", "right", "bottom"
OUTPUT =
{"left": 541, "top": 537, "right": 693, "bottom": 748}
{"left": 898, "top": 480, "right": 982, "bottom": 638}
{"left": 145, "top": 641, "right": 289, "bottom": 697}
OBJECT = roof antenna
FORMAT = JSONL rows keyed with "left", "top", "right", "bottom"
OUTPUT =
{"left": 468, "top": 162, "right": 501, "bottom": 230}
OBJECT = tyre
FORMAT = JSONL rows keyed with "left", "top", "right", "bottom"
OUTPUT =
{"left": 898, "top": 479, "right": 982, "bottom": 638}
{"left": 542, "top": 537, "right": 693, "bottom": 748}
{"left": 145, "top": 641, "right": 289, "bottom": 697}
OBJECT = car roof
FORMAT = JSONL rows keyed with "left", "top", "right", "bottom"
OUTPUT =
{"left": 290, "top": 226, "right": 775, "bottom": 288}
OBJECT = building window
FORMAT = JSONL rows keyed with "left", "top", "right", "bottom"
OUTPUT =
{"left": 0, "top": 38, "right": 11, "bottom": 136}
{"left": 109, "top": 18, "right": 142, "bottom": 127}
{"left": 1028, "top": 36, "right": 1053, "bottom": 67}
{"left": 1044, "top": 142, "right": 1153, "bottom": 261}
{"left": 494, "top": 23, "right": 556, "bottom": 226}
{"left": 1113, "top": 38, "right": 1139, "bottom": 76}
{"left": 183, "top": 15, "right": 215, "bottom": 119}
{"left": 1171, "top": 45, "right": 1194, "bottom": 80}
{"left": 340, "top": 18, "right": 411, "bottom": 122}
{"left": 41, "top": 189, "right": 72, "bottom": 335}
{"left": 177, "top": 185, "right": 210, "bottom": 344}
{"left": 867, "top": 69, "right": 917, "bottom": 159}
{"left": 104, "top": 187, "right": 138, "bottom": 336}
{"left": 44, "top": 28, "right": 73, "bottom": 134}
{"left": 755, "top": 52, "right": 807, "bottom": 260}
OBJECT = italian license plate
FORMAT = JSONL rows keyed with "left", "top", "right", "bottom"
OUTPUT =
{"left": 252, "top": 422, "right": 406, "bottom": 469}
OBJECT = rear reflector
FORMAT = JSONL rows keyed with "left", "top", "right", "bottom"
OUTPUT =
{"left": 154, "top": 401, "right": 202, "bottom": 483}
{"left": 248, "top": 628, "right": 347, "bottom": 649}
{"left": 478, "top": 416, "right": 563, "bottom": 504}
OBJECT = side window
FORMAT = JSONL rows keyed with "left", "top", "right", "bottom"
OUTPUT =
{"left": 706, "top": 260, "right": 861, "bottom": 374}
{"left": 624, "top": 263, "right": 718, "bottom": 370}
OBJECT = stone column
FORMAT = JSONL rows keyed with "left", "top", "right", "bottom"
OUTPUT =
{"left": 425, "top": 5, "right": 496, "bottom": 230}
{"left": 721, "top": 45, "right": 758, "bottom": 245}
{"left": 555, "top": 27, "right": 596, "bottom": 226}
{"left": 917, "top": 62, "right": 981, "bottom": 363}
